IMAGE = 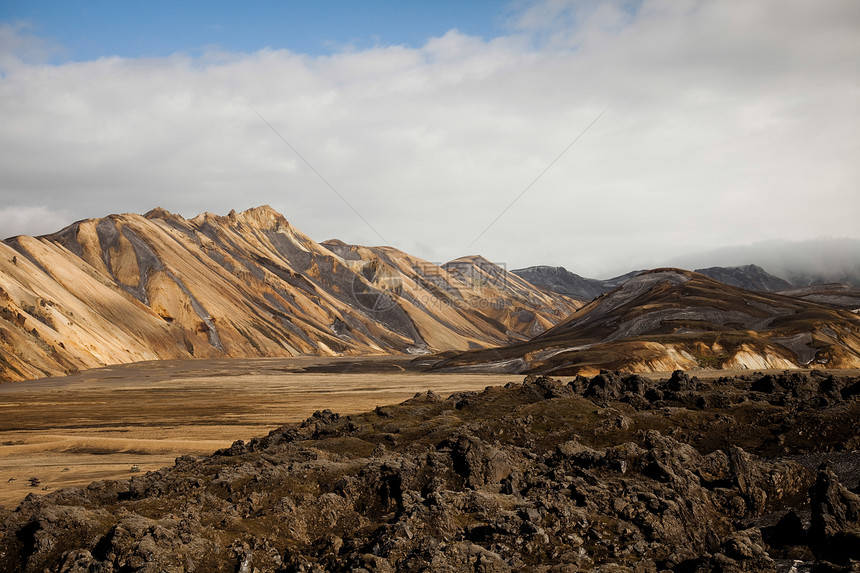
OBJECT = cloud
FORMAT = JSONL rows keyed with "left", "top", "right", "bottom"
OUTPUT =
{"left": 665, "top": 237, "right": 860, "bottom": 286}
{"left": 0, "top": 22, "right": 64, "bottom": 72}
{"left": 0, "top": 0, "right": 858, "bottom": 277}
{"left": 0, "top": 205, "right": 72, "bottom": 239}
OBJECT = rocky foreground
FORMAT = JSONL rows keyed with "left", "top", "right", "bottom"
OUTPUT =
{"left": 1, "top": 371, "right": 860, "bottom": 572}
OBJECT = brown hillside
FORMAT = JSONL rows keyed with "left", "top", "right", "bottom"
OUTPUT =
{"left": 429, "top": 269, "right": 860, "bottom": 375}
{"left": 0, "top": 206, "right": 580, "bottom": 382}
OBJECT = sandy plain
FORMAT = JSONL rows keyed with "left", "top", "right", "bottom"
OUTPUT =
{"left": 0, "top": 356, "right": 520, "bottom": 507}
{"left": 2, "top": 357, "right": 858, "bottom": 508}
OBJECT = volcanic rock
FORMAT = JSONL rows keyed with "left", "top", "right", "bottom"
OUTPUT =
{"left": 1, "top": 370, "right": 858, "bottom": 571}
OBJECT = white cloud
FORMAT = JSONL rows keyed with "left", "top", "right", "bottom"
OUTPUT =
{"left": 0, "top": 205, "right": 72, "bottom": 239}
{"left": 666, "top": 237, "right": 860, "bottom": 285}
{"left": 0, "top": 0, "right": 858, "bottom": 277}
{"left": 0, "top": 22, "right": 64, "bottom": 73}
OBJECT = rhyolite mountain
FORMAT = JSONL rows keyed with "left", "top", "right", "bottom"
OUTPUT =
{"left": 429, "top": 268, "right": 860, "bottom": 375}
{"left": 0, "top": 206, "right": 580, "bottom": 382}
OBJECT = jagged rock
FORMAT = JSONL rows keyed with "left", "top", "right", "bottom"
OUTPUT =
{"left": 706, "top": 528, "right": 777, "bottom": 572}
{"left": 0, "top": 371, "right": 857, "bottom": 571}
{"left": 447, "top": 433, "right": 511, "bottom": 488}
{"left": 809, "top": 463, "right": 860, "bottom": 562}
{"left": 666, "top": 369, "right": 699, "bottom": 392}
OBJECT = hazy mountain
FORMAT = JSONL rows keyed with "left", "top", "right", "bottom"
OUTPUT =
{"left": 693, "top": 264, "right": 793, "bottom": 292}
{"left": 511, "top": 266, "right": 646, "bottom": 301}
{"left": 517, "top": 264, "right": 809, "bottom": 300}
{"left": 668, "top": 238, "right": 860, "bottom": 288}
{"left": 511, "top": 266, "right": 611, "bottom": 300}
{"left": 429, "top": 269, "right": 860, "bottom": 375}
{"left": 0, "top": 206, "right": 579, "bottom": 382}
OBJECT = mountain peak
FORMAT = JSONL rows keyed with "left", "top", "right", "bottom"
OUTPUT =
{"left": 446, "top": 255, "right": 494, "bottom": 267}
{"left": 694, "top": 264, "right": 792, "bottom": 293}
{"left": 187, "top": 206, "right": 289, "bottom": 230}
{"left": 144, "top": 207, "right": 177, "bottom": 220}
{"left": 233, "top": 205, "right": 289, "bottom": 230}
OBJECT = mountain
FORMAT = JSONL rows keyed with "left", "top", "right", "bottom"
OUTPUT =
{"left": 511, "top": 266, "right": 645, "bottom": 300}
{"left": 693, "top": 264, "right": 793, "bottom": 292}
{"left": 511, "top": 265, "right": 612, "bottom": 300}
{"left": 428, "top": 268, "right": 860, "bottom": 375}
{"left": 318, "top": 248, "right": 581, "bottom": 344}
{"left": 668, "top": 238, "right": 860, "bottom": 288}
{"left": 515, "top": 264, "right": 795, "bottom": 300}
{"left": 439, "top": 256, "right": 579, "bottom": 337}
{"left": 0, "top": 206, "right": 580, "bottom": 382}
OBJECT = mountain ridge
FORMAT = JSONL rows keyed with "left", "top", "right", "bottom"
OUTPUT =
{"left": 429, "top": 268, "right": 860, "bottom": 375}
{"left": 0, "top": 206, "right": 580, "bottom": 382}
{"left": 513, "top": 263, "right": 807, "bottom": 301}
{"left": 3, "top": 206, "right": 858, "bottom": 383}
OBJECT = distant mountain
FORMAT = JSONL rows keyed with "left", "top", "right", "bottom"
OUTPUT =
{"left": 517, "top": 263, "right": 833, "bottom": 299}
{"left": 668, "top": 238, "right": 860, "bottom": 288}
{"left": 511, "top": 266, "right": 644, "bottom": 301}
{"left": 439, "top": 256, "right": 581, "bottom": 337}
{"left": 693, "top": 264, "right": 793, "bottom": 292}
{"left": 428, "top": 268, "right": 860, "bottom": 375}
{"left": 0, "top": 206, "right": 579, "bottom": 382}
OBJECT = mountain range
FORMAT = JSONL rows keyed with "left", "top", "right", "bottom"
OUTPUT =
{"left": 429, "top": 268, "right": 860, "bottom": 375}
{"left": 2, "top": 206, "right": 859, "bottom": 382}
{"left": 513, "top": 263, "right": 813, "bottom": 301}
{"left": 0, "top": 206, "right": 578, "bottom": 382}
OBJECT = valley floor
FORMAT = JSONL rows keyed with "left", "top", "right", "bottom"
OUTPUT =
{"left": 2, "top": 358, "right": 858, "bottom": 509}
{"left": 0, "top": 357, "right": 512, "bottom": 507}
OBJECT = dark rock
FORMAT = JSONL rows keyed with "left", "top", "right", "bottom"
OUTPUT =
{"left": 1, "top": 371, "right": 859, "bottom": 571}
{"left": 447, "top": 433, "right": 511, "bottom": 488}
{"left": 764, "top": 510, "right": 807, "bottom": 547}
{"left": 809, "top": 463, "right": 860, "bottom": 562}
{"left": 752, "top": 374, "right": 778, "bottom": 393}
{"left": 666, "top": 370, "right": 698, "bottom": 392}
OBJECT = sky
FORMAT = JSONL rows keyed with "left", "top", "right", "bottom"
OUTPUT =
{"left": 0, "top": 0, "right": 858, "bottom": 278}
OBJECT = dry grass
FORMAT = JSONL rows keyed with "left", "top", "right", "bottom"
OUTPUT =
{"left": 3, "top": 357, "right": 857, "bottom": 507}
{"left": 0, "top": 357, "right": 513, "bottom": 507}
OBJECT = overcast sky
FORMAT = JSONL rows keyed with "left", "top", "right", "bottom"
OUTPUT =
{"left": 0, "top": 0, "right": 858, "bottom": 278}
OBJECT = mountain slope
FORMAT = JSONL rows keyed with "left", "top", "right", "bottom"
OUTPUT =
{"left": 0, "top": 206, "right": 580, "bottom": 382}
{"left": 511, "top": 265, "right": 613, "bottom": 300}
{"left": 778, "top": 283, "right": 860, "bottom": 312}
{"left": 429, "top": 268, "right": 860, "bottom": 375}
{"left": 694, "top": 264, "right": 793, "bottom": 292}
{"left": 440, "top": 256, "right": 580, "bottom": 338}
{"left": 320, "top": 246, "right": 581, "bottom": 348}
